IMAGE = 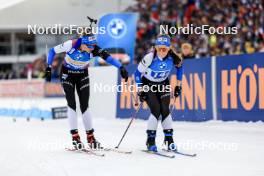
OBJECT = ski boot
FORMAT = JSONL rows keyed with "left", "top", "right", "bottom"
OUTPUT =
{"left": 163, "top": 129, "right": 177, "bottom": 151}
{"left": 146, "top": 130, "right": 158, "bottom": 152}
{"left": 86, "top": 129, "right": 102, "bottom": 149}
{"left": 71, "top": 129, "right": 84, "bottom": 150}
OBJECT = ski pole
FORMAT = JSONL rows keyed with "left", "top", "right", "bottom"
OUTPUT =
{"left": 170, "top": 96, "right": 176, "bottom": 113}
{"left": 115, "top": 101, "right": 143, "bottom": 149}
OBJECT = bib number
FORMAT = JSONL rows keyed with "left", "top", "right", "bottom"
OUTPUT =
{"left": 150, "top": 70, "right": 170, "bottom": 79}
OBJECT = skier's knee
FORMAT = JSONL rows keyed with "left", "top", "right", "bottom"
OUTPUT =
{"left": 68, "top": 102, "right": 76, "bottom": 111}
{"left": 80, "top": 103, "right": 88, "bottom": 114}
{"left": 161, "top": 110, "right": 170, "bottom": 121}
{"left": 151, "top": 109, "right": 160, "bottom": 119}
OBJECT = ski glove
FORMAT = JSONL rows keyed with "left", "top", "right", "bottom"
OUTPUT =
{"left": 120, "top": 66, "right": 128, "bottom": 82}
{"left": 45, "top": 67, "right": 51, "bottom": 82}
{"left": 174, "top": 86, "right": 182, "bottom": 98}
{"left": 138, "top": 90, "right": 147, "bottom": 102}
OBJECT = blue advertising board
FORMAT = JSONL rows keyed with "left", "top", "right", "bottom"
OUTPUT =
{"left": 116, "top": 53, "right": 264, "bottom": 122}
{"left": 116, "top": 58, "right": 213, "bottom": 121}
{"left": 216, "top": 53, "right": 264, "bottom": 122}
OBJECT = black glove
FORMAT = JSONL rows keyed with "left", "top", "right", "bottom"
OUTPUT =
{"left": 174, "top": 86, "right": 182, "bottom": 98}
{"left": 120, "top": 66, "right": 128, "bottom": 82}
{"left": 45, "top": 67, "right": 51, "bottom": 82}
{"left": 138, "top": 90, "right": 147, "bottom": 102}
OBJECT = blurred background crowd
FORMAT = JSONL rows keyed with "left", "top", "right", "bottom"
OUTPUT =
{"left": 128, "top": 0, "right": 264, "bottom": 62}
{"left": 0, "top": 0, "right": 263, "bottom": 79}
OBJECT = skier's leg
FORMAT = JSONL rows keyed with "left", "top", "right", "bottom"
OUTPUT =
{"left": 61, "top": 68, "right": 83, "bottom": 149}
{"left": 146, "top": 91, "right": 161, "bottom": 130}
{"left": 76, "top": 74, "right": 92, "bottom": 130}
{"left": 160, "top": 91, "right": 176, "bottom": 150}
{"left": 76, "top": 73, "right": 101, "bottom": 149}
{"left": 145, "top": 91, "right": 161, "bottom": 152}
{"left": 62, "top": 76, "right": 77, "bottom": 130}
{"left": 160, "top": 92, "right": 173, "bottom": 130}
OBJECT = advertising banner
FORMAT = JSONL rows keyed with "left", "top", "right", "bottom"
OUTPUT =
{"left": 117, "top": 53, "right": 264, "bottom": 122}
{"left": 216, "top": 53, "right": 264, "bottom": 121}
{"left": 97, "top": 13, "right": 138, "bottom": 64}
{"left": 0, "top": 80, "right": 45, "bottom": 97}
{"left": 116, "top": 58, "right": 213, "bottom": 121}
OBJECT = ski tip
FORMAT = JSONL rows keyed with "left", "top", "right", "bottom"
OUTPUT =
{"left": 178, "top": 152, "right": 197, "bottom": 157}
{"left": 103, "top": 148, "right": 133, "bottom": 154}
{"left": 162, "top": 149, "right": 197, "bottom": 157}
{"left": 141, "top": 150, "right": 175, "bottom": 158}
{"left": 191, "top": 153, "right": 197, "bottom": 157}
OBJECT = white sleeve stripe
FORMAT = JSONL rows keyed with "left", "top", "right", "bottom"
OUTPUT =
{"left": 53, "top": 40, "right": 73, "bottom": 53}
{"left": 137, "top": 52, "right": 153, "bottom": 73}
{"left": 140, "top": 60, "right": 147, "bottom": 66}
{"left": 138, "top": 62, "right": 147, "bottom": 73}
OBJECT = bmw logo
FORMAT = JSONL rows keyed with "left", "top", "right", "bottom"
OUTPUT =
{"left": 107, "top": 18, "right": 127, "bottom": 39}
{"left": 159, "top": 62, "right": 167, "bottom": 69}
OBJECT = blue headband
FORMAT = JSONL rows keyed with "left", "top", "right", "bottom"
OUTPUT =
{"left": 155, "top": 36, "right": 171, "bottom": 47}
{"left": 81, "top": 35, "right": 97, "bottom": 48}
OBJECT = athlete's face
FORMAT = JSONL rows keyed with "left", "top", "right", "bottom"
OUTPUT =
{"left": 80, "top": 44, "right": 94, "bottom": 53}
{"left": 155, "top": 45, "right": 170, "bottom": 59}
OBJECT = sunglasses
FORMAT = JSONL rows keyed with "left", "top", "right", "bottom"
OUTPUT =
{"left": 156, "top": 47, "right": 169, "bottom": 52}
{"left": 86, "top": 44, "right": 95, "bottom": 49}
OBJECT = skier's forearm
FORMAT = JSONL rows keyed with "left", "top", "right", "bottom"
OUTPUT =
{"left": 134, "top": 69, "right": 143, "bottom": 87}
{"left": 105, "top": 56, "right": 122, "bottom": 68}
{"left": 92, "top": 45, "right": 122, "bottom": 68}
{"left": 47, "top": 48, "right": 56, "bottom": 66}
{"left": 176, "top": 66, "right": 183, "bottom": 81}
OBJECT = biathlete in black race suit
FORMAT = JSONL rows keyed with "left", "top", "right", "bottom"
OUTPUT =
{"left": 45, "top": 34, "right": 128, "bottom": 149}
{"left": 135, "top": 34, "right": 183, "bottom": 152}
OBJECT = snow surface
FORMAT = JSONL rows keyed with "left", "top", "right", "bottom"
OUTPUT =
{"left": 0, "top": 117, "right": 263, "bottom": 176}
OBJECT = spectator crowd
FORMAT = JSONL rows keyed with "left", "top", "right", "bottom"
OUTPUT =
{"left": 126, "top": 0, "right": 264, "bottom": 62}
{"left": 1, "top": 0, "right": 264, "bottom": 79}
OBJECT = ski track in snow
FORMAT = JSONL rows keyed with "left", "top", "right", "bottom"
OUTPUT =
{"left": 0, "top": 117, "right": 263, "bottom": 176}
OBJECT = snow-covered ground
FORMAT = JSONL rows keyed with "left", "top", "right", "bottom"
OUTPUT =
{"left": 0, "top": 117, "right": 263, "bottom": 176}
